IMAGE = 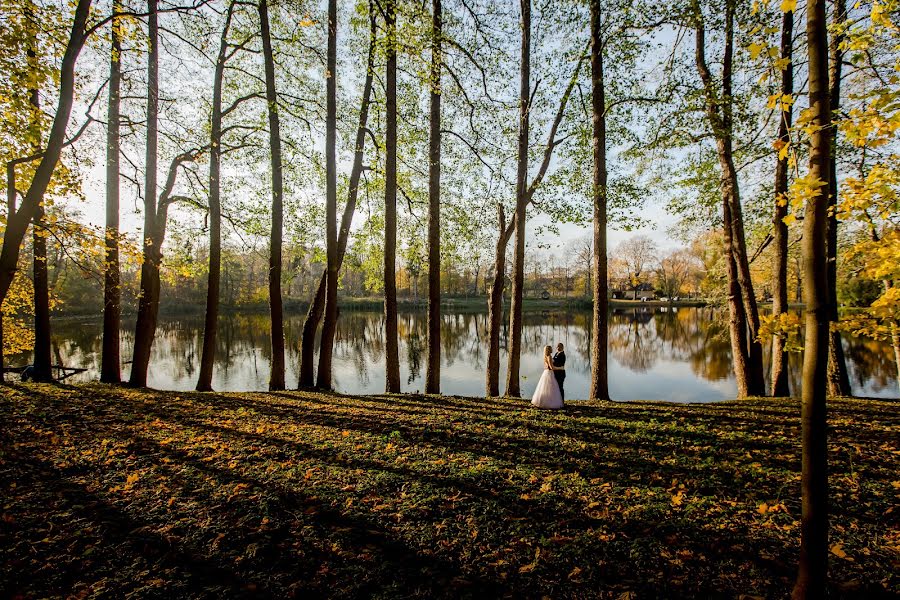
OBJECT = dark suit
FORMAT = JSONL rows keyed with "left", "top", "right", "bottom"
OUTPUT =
{"left": 552, "top": 351, "right": 566, "bottom": 400}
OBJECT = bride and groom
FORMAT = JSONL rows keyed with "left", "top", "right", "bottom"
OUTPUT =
{"left": 531, "top": 343, "right": 566, "bottom": 410}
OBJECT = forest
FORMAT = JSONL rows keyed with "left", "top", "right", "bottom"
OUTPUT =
{"left": 1, "top": 0, "right": 898, "bottom": 596}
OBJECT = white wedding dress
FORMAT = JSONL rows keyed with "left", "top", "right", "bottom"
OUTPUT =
{"left": 531, "top": 359, "right": 564, "bottom": 409}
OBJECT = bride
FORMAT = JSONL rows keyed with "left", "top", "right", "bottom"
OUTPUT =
{"left": 531, "top": 345, "right": 564, "bottom": 409}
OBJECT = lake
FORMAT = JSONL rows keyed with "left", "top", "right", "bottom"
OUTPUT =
{"left": 25, "top": 306, "right": 900, "bottom": 401}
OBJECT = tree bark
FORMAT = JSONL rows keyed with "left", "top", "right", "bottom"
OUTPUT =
{"left": 771, "top": 7, "right": 793, "bottom": 397}
{"left": 725, "top": 198, "right": 752, "bottom": 398}
{"left": 505, "top": 0, "right": 531, "bottom": 398}
{"left": 316, "top": 0, "right": 339, "bottom": 390}
{"left": 487, "top": 208, "right": 513, "bottom": 397}
{"left": 792, "top": 0, "right": 830, "bottom": 593}
{"left": 129, "top": 0, "right": 160, "bottom": 387}
{"left": 825, "top": 0, "right": 851, "bottom": 397}
{"left": 298, "top": 4, "right": 376, "bottom": 388}
{"left": 384, "top": 0, "right": 401, "bottom": 393}
{"left": 589, "top": 0, "right": 609, "bottom": 401}
{"left": 102, "top": 0, "right": 123, "bottom": 384}
{"left": 196, "top": 3, "right": 234, "bottom": 391}
{"left": 259, "top": 0, "right": 285, "bottom": 390}
{"left": 425, "top": 0, "right": 442, "bottom": 394}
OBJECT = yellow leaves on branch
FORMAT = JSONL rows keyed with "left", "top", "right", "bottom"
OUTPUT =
{"left": 758, "top": 313, "right": 803, "bottom": 352}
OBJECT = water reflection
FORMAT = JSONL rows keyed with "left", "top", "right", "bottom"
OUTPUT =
{"left": 24, "top": 307, "right": 899, "bottom": 402}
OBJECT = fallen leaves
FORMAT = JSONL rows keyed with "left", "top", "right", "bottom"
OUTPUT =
{"left": 0, "top": 384, "right": 895, "bottom": 599}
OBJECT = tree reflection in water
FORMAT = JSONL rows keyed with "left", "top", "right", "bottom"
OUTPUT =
{"left": 30, "top": 307, "right": 899, "bottom": 401}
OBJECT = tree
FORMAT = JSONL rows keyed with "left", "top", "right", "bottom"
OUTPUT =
{"left": 298, "top": 2, "right": 376, "bottom": 388}
{"left": 425, "top": 0, "right": 442, "bottom": 395}
{"left": 825, "top": 0, "right": 851, "bottom": 397}
{"left": 384, "top": 0, "right": 401, "bottom": 393}
{"left": 656, "top": 248, "right": 698, "bottom": 298}
{"left": 259, "top": 0, "right": 285, "bottom": 390}
{"left": 197, "top": 1, "right": 236, "bottom": 392}
{"left": 770, "top": 0, "right": 792, "bottom": 397}
{"left": 102, "top": 0, "right": 123, "bottom": 384}
{"left": 615, "top": 234, "right": 657, "bottom": 287}
{"left": 130, "top": 0, "right": 161, "bottom": 387}
{"left": 503, "top": 5, "right": 585, "bottom": 397}
{"left": 793, "top": 0, "right": 831, "bottom": 593}
{"left": 0, "top": 0, "right": 93, "bottom": 382}
{"left": 316, "top": 0, "right": 339, "bottom": 390}
{"left": 589, "top": 0, "right": 609, "bottom": 400}
{"left": 505, "top": 0, "right": 531, "bottom": 399}
{"left": 692, "top": 0, "right": 765, "bottom": 397}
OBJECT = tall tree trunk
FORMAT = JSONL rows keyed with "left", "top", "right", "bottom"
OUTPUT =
{"left": 505, "top": 0, "right": 531, "bottom": 398}
{"left": 487, "top": 208, "right": 512, "bottom": 397}
{"left": 425, "top": 0, "right": 442, "bottom": 394}
{"left": 825, "top": 0, "right": 851, "bottom": 397}
{"left": 384, "top": 0, "right": 401, "bottom": 393}
{"left": 102, "top": 0, "right": 123, "bottom": 384}
{"left": 694, "top": 0, "right": 765, "bottom": 397}
{"left": 129, "top": 0, "right": 160, "bottom": 387}
{"left": 197, "top": 4, "right": 233, "bottom": 391}
{"left": 589, "top": 0, "right": 609, "bottom": 401}
{"left": 259, "top": 0, "right": 285, "bottom": 390}
{"left": 25, "top": 2, "right": 52, "bottom": 382}
{"left": 298, "top": 4, "right": 376, "bottom": 388}
{"left": 316, "top": 0, "right": 339, "bottom": 390}
{"left": 793, "top": 0, "right": 830, "bottom": 593}
{"left": 771, "top": 7, "right": 793, "bottom": 397}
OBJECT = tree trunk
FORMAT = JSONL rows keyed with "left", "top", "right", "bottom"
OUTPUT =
{"left": 316, "top": 0, "right": 339, "bottom": 390}
{"left": 792, "top": 0, "right": 830, "bottom": 593}
{"left": 25, "top": 4, "right": 52, "bottom": 383}
{"left": 589, "top": 0, "right": 609, "bottom": 401}
{"left": 102, "top": 0, "right": 122, "bottom": 384}
{"left": 505, "top": 0, "right": 531, "bottom": 398}
{"left": 487, "top": 207, "right": 512, "bottom": 397}
{"left": 298, "top": 4, "right": 376, "bottom": 388}
{"left": 825, "top": 0, "right": 851, "bottom": 397}
{"left": 259, "top": 0, "right": 284, "bottom": 390}
{"left": 384, "top": 0, "right": 401, "bottom": 393}
{"left": 197, "top": 4, "right": 234, "bottom": 391}
{"left": 425, "top": 0, "right": 442, "bottom": 394}
{"left": 771, "top": 7, "right": 793, "bottom": 397}
{"left": 129, "top": 0, "right": 159, "bottom": 387}
{"left": 725, "top": 199, "right": 752, "bottom": 398}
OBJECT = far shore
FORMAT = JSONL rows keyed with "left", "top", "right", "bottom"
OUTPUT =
{"left": 51, "top": 296, "right": 712, "bottom": 320}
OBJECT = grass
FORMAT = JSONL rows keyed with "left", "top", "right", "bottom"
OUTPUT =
{"left": 0, "top": 384, "right": 896, "bottom": 599}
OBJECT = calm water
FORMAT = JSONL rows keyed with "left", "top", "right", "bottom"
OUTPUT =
{"left": 25, "top": 307, "right": 900, "bottom": 402}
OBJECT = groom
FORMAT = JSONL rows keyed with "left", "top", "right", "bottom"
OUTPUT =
{"left": 552, "top": 343, "right": 566, "bottom": 401}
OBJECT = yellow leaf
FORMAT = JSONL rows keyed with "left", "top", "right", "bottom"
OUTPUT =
{"left": 748, "top": 42, "right": 766, "bottom": 60}
{"left": 758, "top": 502, "right": 769, "bottom": 514}
{"left": 782, "top": 214, "right": 797, "bottom": 226}
{"left": 781, "top": 0, "right": 797, "bottom": 12}
{"left": 830, "top": 543, "right": 848, "bottom": 559}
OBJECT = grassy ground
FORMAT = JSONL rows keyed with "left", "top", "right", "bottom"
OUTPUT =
{"left": 0, "top": 384, "right": 896, "bottom": 599}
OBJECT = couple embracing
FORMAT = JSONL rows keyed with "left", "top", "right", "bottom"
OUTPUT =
{"left": 531, "top": 343, "right": 566, "bottom": 410}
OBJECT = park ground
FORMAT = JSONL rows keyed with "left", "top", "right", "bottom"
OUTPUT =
{"left": 0, "top": 384, "right": 897, "bottom": 599}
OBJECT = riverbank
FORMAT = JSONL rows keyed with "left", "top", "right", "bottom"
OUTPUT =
{"left": 52, "top": 295, "right": 709, "bottom": 319}
{"left": 1, "top": 385, "right": 895, "bottom": 598}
